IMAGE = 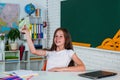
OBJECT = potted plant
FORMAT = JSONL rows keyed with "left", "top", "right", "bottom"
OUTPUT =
{"left": 7, "top": 28, "right": 20, "bottom": 50}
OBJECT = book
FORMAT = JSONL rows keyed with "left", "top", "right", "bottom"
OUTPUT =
{"left": 5, "top": 56, "right": 18, "bottom": 59}
{"left": 5, "top": 60, "right": 19, "bottom": 63}
{"left": 78, "top": 70, "right": 117, "bottom": 79}
{"left": 30, "top": 57, "right": 43, "bottom": 60}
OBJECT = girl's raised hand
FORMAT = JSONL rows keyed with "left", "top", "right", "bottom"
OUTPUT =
{"left": 21, "top": 25, "right": 29, "bottom": 34}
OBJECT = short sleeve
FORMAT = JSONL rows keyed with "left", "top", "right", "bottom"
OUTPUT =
{"left": 45, "top": 51, "right": 54, "bottom": 56}
{"left": 45, "top": 51, "right": 49, "bottom": 56}
{"left": 67, "top": 50, "right": 75, "bottom": 58}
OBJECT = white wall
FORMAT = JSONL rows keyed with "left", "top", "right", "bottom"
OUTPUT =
{"left": 74, "top": 46, "right": 120, "bottom": 72}
{"left": 47, "top": 0, "right": 61, "bottom": 48}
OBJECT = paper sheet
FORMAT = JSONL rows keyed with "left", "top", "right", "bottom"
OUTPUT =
{"left": 7, "top": 70, "right": 38, "bottom": 78}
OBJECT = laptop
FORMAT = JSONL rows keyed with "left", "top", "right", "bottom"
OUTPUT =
{"left": 78, "top": 70, "right": 117, "bottom": 79}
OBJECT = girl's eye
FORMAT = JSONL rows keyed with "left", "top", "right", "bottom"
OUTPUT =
{"left": 60, "top": 36, "right": 63, "bottom": 37}
{"left": 55, "top": 35, "right": 63, "bottom": 38}
{"left": 55, "top": 35, "right": 58, "bottom": 38}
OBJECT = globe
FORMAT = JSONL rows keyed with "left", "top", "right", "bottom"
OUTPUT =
{"left": 24, "top": 3, "right": 35, "bottom": 15}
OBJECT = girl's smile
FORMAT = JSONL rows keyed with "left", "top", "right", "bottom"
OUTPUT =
{"left": 54, "top": 30, "right": 65, "bottom": 50}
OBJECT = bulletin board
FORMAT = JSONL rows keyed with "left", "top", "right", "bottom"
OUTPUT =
{"left": 61, "top": 0, "right": 120, "bottom": 47}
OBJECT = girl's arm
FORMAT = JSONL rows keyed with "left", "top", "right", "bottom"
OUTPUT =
{"left": 48, "top": 53, "right": 86, "bottom": 72}
{"left": 21, "top": 26, "right": 46, "bottom": 56}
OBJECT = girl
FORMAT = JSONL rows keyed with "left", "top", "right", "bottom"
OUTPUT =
{"left": 21, "top": 26, "right": 85, "bottom": 72}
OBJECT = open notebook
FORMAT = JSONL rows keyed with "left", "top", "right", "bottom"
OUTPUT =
{"left": 78, "top": 70, "right": 117, "bottom": 79}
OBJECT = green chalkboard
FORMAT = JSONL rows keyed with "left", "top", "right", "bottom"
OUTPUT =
{"left": 61, "top": 0, "right": 120, "bottom": 47}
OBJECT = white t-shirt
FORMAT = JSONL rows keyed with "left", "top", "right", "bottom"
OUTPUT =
{"left": 46, "top": 49, "right": 75, "bottom": 71}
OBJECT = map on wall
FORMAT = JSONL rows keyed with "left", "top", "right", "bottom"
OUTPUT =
{"left": 0, "top": 3, "right": 20, "bottom": 33}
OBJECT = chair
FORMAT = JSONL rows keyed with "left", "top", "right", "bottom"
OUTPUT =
{"left": 41, "top": 59, "right": 47, "bottom": 71}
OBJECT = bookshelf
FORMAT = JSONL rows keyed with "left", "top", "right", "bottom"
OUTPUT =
{"left": 20, "top": 51, "right": 30, "bottom": 70}
{"left": 29, "top": 15, "right": 47, "bottom": 49}
{"left": 1, "top": 50, "right": 20, "bottom": 71}
{"left": 29, "top": 53, "right": 44, "bottom": 71}
{"left": 0, "top": 50, "right": 45, "bottom": 72}
{"left": 0, "top": 3, "right": 48, "bottom": 72}
{"left": 19, "top": 15, "right": 47, "bottom": 70}
{"left": 20, "top": 51, "right": 45, "bottom": 71}
{"left": 27, "top": 6, "right": 48, "bottom": 70}
{"left": 20, "top": 4, "right": 48, "bottom": 70}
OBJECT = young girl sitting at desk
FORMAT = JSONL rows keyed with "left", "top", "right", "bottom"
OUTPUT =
{"left": 21, "top": 26, "right": 86, "bottom": 72}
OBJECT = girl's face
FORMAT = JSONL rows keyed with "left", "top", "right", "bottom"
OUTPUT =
{"left": 54, "top": 30, "right": 65, "bottom": 47}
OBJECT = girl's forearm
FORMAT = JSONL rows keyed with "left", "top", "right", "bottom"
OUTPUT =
{"left": 49, "top": 66, "right": 86, "bottom": 72}
{"left": 26, "top": 34, "right": 36, "bottom": 54}
{"left": 61, "top": 66, "right": 86, "bottom": 72}
{"left": 25, "top": 33, "right": 46, "bottom": 56}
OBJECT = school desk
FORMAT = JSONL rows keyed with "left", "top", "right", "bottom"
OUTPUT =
{"left": 28, "top": 70, "right": 120, "bottom": 80}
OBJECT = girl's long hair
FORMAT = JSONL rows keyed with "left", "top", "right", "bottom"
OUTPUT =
{"left": 50, "top": 28, "right": 74, "bottom": 66}
{"left": 50, "top": 28, "right": 73, "bottom": 50}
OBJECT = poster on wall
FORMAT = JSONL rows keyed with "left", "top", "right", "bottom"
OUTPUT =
{"left": 0, "top": 3, "right": 20, "bottom": 33}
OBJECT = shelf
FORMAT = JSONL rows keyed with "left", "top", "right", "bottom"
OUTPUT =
{"left": 5, "top": 60, "right": 20, "bottom": 63}
{"left": 5, "top": 56, "right": 19, "bottom": 59}
{"left": 4, "top": 50, "right": 19, "bottom": 53}
{"left": 0, "top": 49, "right": 45, "bottom": 71}
{"left": 0, "top": 50, "right": 20, "bottom": 72}
{"left": 30, "top": 57, "right": 43, "bottom": 60}
{"left": 0, "top": 60, "right": 4, "bottom": 63}
{"left": 30, "top": 60, "right": 43, "bottom": 62}
{"left": 20, "top": 60, "right": 29, "bottom": 63}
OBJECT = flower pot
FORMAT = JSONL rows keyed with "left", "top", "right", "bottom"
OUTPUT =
{"left": 10, "top": 43, "right": 18, "bottom": 51}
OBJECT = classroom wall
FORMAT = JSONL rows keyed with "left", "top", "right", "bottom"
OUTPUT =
{"left": 47, "top": 0, "right": 61, "bottom": 48}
